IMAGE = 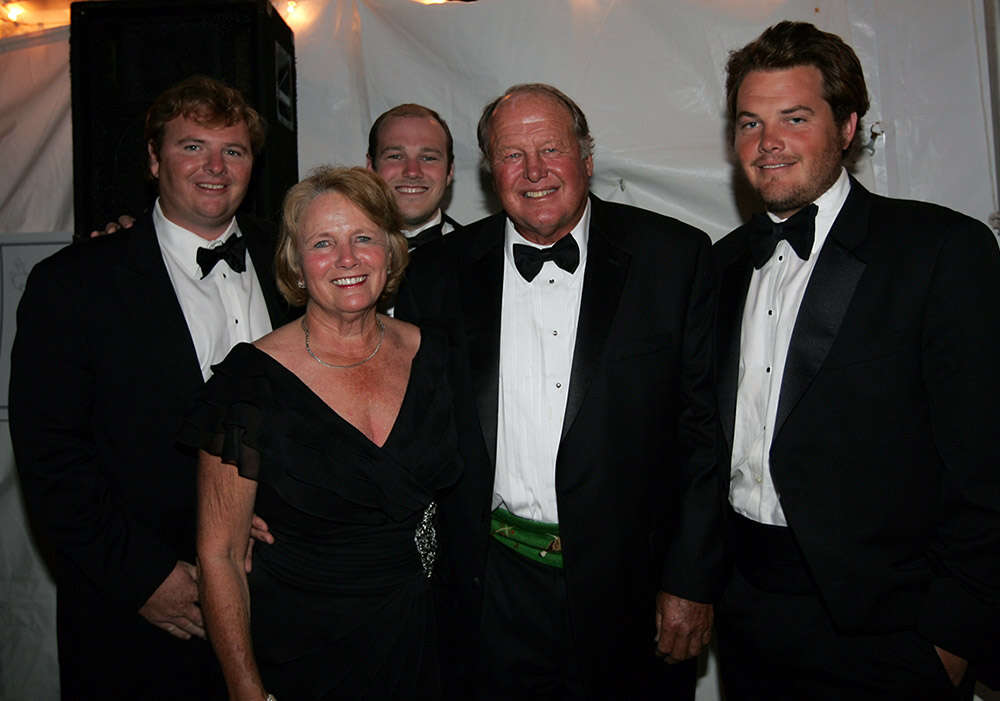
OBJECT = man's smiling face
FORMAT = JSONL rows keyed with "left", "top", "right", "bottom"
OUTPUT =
{"left": 487, "top": 92, "right": 593, "bottom": 245}
{"left": 734, "top": 65, "right": 856, "bottom": 218}
{"left": 148, "top": 115, "right": 253, "bottom": 240}
{"left": 368, "top": 115, "right": 453, "bottom": 229}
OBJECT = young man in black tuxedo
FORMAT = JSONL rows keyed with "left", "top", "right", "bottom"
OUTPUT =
{"left": 713, "top": 21, "right": 1000, "bottom": 700}
{"left": 10, "top": 76, "right": 291, "bottom": 699}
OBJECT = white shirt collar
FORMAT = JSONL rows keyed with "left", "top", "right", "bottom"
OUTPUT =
{"left": 403, "top": 209, "right": 443, "bottom": 238}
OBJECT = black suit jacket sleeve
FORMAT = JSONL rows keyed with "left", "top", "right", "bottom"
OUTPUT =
{"left": 659, "top": 228, "right": 726, "bottom": 600}
{"left": 914, "top": 211, "right": 1000, "bottom": 661}
{"left": 10, "top": 241, "right": 178, "bottom": 610}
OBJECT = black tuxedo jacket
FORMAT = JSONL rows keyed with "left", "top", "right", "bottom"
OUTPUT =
{"left": 9, "top": 213, "right": 290, "bottom": 696}
{"left": 714, "top": 177, "right": 1000, "bottom": 666}
{"left": 396, "top": 194, "right": 725, "bottom": 692}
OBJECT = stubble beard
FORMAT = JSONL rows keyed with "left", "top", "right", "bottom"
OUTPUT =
{"left": 760, "top": 156, "right": 843, "bottom": 216}
{"left": 755, "top": 130, "right": 847, "bottom": 216}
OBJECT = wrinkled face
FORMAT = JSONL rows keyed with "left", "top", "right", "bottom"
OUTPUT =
{"left": 296, "top": 191, "right": 390, "bottom": 317}
{"left": 148, "top": 116, "right": 253, "bottom": 240}
{"left": 487, "top": 93, "right": 593, "bottom": 245}
{"left": 368, "top": 115, "right": 454, "bottom": 229}
{"left": 734, "top": 65, "right": 856, "bottom": 218}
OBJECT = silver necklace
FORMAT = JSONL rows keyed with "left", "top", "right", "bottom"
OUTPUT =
{"left": 302, "top": 317, "right": 385, "bottom": 369}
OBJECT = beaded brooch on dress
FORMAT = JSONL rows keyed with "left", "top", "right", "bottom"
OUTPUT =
{"left": 415, "top": 501, "right": 438, "bottom": 579}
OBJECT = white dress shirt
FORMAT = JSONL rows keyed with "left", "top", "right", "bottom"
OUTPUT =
{"left": 154, "top": 199, "right": 273, "bottom": 381}
{"left": 730, "top": 168, "right": 851, "bottom": 526}
{"left": 493, "top": 200, "right": 591, "bottom": 524}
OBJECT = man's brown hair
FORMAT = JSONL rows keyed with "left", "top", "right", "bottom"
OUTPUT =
{"left": 725, "top": 21, "right": 870, "bottom": 148}
{"left": 145, "top": 75, "right": 267, "bottom": 163}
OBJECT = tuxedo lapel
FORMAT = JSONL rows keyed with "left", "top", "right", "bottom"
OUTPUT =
{"left": 117, "top": 217, "right": 204, "bottom": 390}
{"left": 774, "top": 180, "right": 871, "bottom": 436}
{"left": 461, "top": 218, "right": 505, "bottom": 468}
{"left": 716, "top": 236, "right": 754, "bottom": 451}
{"left": 240, "top": 216, "right": 288, "bottom": 327}
{"left": 562, "top": 198, "right": 629, "bottom": 441}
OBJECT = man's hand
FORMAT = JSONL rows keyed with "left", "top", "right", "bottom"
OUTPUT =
{"left": 138, "top": 560, "right": 205, "bottom": 640}
{"left": 654, "top": 591, "right": 713, "bottom": 662}
{"left": 244, "top": 513, "right": 274, "bottom": 573}
{"left": 935, "top": 646, "right": 968, "bottom": 686}
{"left": 89, "top": 214, "right": 135, "bottom": 238}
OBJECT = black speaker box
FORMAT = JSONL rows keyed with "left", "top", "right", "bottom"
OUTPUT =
{"left": 70, "top": 0, "right": 297, "bottom": 239}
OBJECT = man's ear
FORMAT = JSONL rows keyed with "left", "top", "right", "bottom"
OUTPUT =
{"left": 840, "top": 112, "right": 858, "bottom": 151}
{"left": 366, "top": 155, "right": 376, "bottom": 173}
{"left": 148, "top": 141, "right": 160, "bottom": 179}
{"left": 446, "top": 162, "right": 455, "bottom": 187}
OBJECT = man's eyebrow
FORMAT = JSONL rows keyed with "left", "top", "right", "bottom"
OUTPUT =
{"left": 736, "top": 105, "right": 817, "bottom": 119}
{"left": 380, "top": 144, "right": 444, "bottom": 154}
{"left": 780, "top": 105, "right": 816, "bottom": 115}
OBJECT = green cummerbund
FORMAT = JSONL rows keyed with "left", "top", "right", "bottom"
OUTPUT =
{"left": 490, "top": 507, "right": 562, "bottom": 568}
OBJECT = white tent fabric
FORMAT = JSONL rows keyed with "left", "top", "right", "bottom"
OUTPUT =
{"left": 0, "top": 27, "right": 70, "bottom": 701}
{"left": 0, "top": 27, "right": 73, "bottom": 235}
{"left": 292, "top": 0, "right": 998, "bottom": 236}
{"left": 1, "top": 2, "right": 997, "bottom": 699}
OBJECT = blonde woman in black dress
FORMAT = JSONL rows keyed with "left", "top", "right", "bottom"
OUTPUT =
{"left": 187, "top": 166, "right": 460, "bottom": 700}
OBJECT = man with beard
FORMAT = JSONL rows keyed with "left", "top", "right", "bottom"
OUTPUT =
{"left": 713, "top": 21, "right": 1000, "bottom": 699}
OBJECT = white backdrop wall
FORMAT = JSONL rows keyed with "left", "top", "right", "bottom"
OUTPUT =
{"left": 1, "top": 2, "right": 997, "bottom": 699}
{"left": 292, "top": 0, "right": 998, "bottom": 237}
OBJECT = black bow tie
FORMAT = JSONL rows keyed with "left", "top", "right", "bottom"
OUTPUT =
{"left": 196, "top": 234, "right": 246, "bottom": 278}
{"left": 512, "top": 235, "right": 580, "bottom": 282}
{"left": 748, "top": 204, "right": 818, "bottom": 269}
{"left": 406, "top": 223, "right": 444, "bottom": 251}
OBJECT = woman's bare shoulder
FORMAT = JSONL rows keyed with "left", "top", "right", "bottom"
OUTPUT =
{"left": 382, "top": 315, "right": 421, "bottom": 356}
{"left": 253, "top": 318, "right": 303, "bottom": 359}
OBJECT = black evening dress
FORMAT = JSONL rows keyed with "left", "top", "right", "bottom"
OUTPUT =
{"left": 181, "top": 329, "right": 461, "bottom": 700}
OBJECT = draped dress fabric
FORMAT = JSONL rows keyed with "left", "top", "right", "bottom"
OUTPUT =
{"left": 181, "top": 330, "right": 461, "bottom": 700}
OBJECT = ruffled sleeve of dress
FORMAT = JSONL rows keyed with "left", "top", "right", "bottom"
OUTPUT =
{"left": 179, "top": 342, "right": 270, "bottom": 481}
